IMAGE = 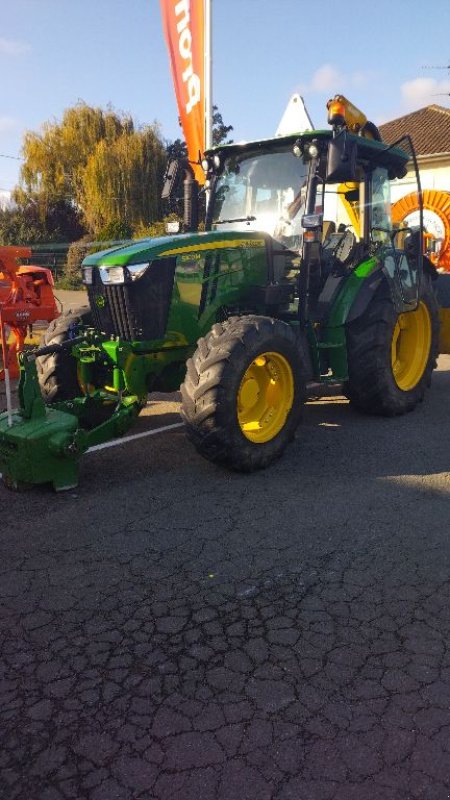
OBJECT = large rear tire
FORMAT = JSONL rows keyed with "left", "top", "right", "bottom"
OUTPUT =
{"left": 180, "top": 315, "right": 306, "bottom": 471}
{"left": 345, "top": 275, "right": 439, "bottom": 415}
{"left": 36, "top": 307, "right": 92, "bottom": 403}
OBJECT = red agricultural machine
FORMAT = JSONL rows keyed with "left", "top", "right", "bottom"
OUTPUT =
{"left": 0, "top": 246, "right": 60, "bottom": 382}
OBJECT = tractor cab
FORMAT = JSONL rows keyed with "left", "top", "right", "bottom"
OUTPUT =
{"left": 206, "top": 143, "right": 308, "bottom": 247}
{"left": 203, "top": 95, "right": 424, "bottom": 322}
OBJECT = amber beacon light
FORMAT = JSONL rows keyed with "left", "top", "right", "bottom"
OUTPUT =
{"left": 327, "top": 97, "right": 347, "bottom": 127}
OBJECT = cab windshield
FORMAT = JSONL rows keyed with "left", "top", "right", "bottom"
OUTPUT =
{"left": 212, "top": 149, "right": 308, "bottom": 245}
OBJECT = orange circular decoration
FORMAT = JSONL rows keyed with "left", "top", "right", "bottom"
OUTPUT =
{"left": 392, "top": 189, "right": 450, "bottom": 272}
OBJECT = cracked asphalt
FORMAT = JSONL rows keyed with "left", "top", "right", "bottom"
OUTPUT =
{"left": 1, "top": 338, "right": 450, "bottom": 798}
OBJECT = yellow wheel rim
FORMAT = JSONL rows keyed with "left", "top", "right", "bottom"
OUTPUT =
{"left": 237, "top": 351, "right": 295, "bottom": 443}
{"left": 391, "top": 302, "right": 432, "bottom": 391}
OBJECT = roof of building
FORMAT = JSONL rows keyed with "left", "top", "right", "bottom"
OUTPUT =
{"left": 379, "top": 105, "right": 450, "bottom": 156}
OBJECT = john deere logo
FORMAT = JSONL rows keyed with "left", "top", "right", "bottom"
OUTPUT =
{"left": 95, "top": 295, "right": 106, "bottom": 308}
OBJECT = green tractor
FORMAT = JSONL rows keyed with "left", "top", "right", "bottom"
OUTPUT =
{"left": 0, "top": 96, "right": 441, "bottom": 489}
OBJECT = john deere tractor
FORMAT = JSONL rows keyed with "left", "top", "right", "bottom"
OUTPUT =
{"left": 0, "top": 96, "right": 441, "bottom": 489}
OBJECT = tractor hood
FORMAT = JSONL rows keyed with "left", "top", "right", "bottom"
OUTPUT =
{"left": 82, "top": 230, "right": 268, "bottom": 269}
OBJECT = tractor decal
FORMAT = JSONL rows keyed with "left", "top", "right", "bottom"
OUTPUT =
{"left": 160, "top": 239, "right": 266, "bottom": 257}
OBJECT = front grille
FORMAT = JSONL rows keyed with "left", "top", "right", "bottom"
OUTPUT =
{"left": 87, "top": 258, "right": 176, "bottom": 341}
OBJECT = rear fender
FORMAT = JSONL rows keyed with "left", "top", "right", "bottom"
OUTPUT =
{"left": 325, "top": 258, "right": 381, "bottom": 328}
{"left": 345, "top": 255, "right": 437, "bottom": 326}
{"left": 345, "top": 266, "right": 383, "bottom": 324}
{"left": 317, "top": 259, "right": 381, "bottom": 381}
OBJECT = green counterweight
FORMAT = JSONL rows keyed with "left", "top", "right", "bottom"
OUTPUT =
{"left": 0, "top": 354, "right": 84, "bottom": 490}
{"left": 0, "top": 351, "right": 141, "bottom": 490}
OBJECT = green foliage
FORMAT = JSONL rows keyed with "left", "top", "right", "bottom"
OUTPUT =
{"left": 212, "top": 105, "right": 233, "bottom": 147}
{"left": 165, "top": 137, "right": 188, "bottom": 161}
{"left": 64, "top": 235, "right": 92, "bottom": 288}
{"left": 20, "top": 102, "right": 134, "bottom": 204}
{"left": 63, "top": 223, "right": 134, "bottom": 289}
{"left": 5, "top": 101, "right": 233, "bottom": 265}
{"left": 0, "top": 198, "right": 84, "bottom": 246}
{"left": 82, "top": 126, "right": 166, "bottom": 234}
{"left": 133, "top": 213, "right": 181, "bottom": 240}
{"left": 164, "top": 105, "right": 233, "bottom": 157}
{"left": 96, "top": 219, "right": 133, "bottom": 242}
{"left": 163, "top": 104, "right": 233, "bottom": 199}
{"left": 133, "top": 215, "right": 205, "bottom": 239}
{"left": 18, "top": 102, "right": 166, "bottom": 238}
{"left": 63, "top": 234, "right": 111, "bottom": 289}
{"left": 0, "top": 204, "right": 47, "bottom": 245}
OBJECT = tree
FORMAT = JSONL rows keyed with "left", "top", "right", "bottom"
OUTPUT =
{"left": 82, "top": 125, "right": 166, "bottom": 234}
{"left": 164, "top": 104, "right": 233, "bottom": 162}
{"left": 20, "top": 103, "right": 133, "bottom": 207}
{"left": 212, "top": 105, "right": 233, "bottom": 147}
{"left": 18, "top": 102, "right": 166, "bottom": 236}
{"left": 165, "top": 136, "right": 188, "bottom": 162}
{"left": 0, "top": 197, "right": 84, "bottom": 246}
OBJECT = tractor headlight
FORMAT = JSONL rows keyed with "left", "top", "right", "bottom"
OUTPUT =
{"left": 99, "top": 266, "right": 125, "bottom": 284}
{"left": 307, "top": 142, "right": 319, "bottom": 159}
{"left": 293, "top": 139, "right": 303, "bottom": 158}
{"left": 126, "top": 262, "right": 151, "bottom": 281}
{"left": 82, "top": 266, "right": 93, "bottom": 285}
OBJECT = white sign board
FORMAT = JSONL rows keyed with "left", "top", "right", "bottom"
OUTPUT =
{"left": 275, "top": 94, "right": 314, "bottom": 136}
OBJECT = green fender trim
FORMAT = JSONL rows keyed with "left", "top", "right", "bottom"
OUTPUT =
{"left": 319, "top": 257, "right": 380, "bottom": 382}
{"left": 327, "top": 257, "right": 379, "bottom": 328}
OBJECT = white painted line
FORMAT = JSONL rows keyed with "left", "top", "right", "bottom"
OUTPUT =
{"left": 87, "top": 421, "right": 184, "bottom": 452}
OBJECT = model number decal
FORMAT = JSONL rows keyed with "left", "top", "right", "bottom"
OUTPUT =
{"left": 180, "top": 253, "right": 202, "bottom": 262}
{"left": 242, "top": 239, "right": 265, "bottom": 248}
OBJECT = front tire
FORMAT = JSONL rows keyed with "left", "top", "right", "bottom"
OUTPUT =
{"left": 36, "top": 307, "right": 92, "bottom": 403}
{"left": 180, "top": 315, "right": 306, "bottom": 471}
{"left": 345, "top": 275, "right": 439, "bottom": 415}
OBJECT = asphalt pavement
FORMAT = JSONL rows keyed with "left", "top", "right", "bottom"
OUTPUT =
{"left": 0, "top": 299, "right": 449, "bottom": 799}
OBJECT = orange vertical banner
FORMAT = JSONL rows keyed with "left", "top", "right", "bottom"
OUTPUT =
{"left": 160, "top": 0, "right": 205, "bottom": 183}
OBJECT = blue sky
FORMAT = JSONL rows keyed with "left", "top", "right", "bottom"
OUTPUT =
{"left": 1, "top": 0, "right": 450, "bottom": 199}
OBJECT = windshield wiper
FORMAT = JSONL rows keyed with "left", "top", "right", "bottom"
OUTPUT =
{"left": 214, "top": 216, "right": 257, "bottom": 225}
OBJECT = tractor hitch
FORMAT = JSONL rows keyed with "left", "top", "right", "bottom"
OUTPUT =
{"left": 0, "top": 350, "right": 88, "bottom": 491}
{"left": 0, "top": 346, "right": 141, "bottom": 491}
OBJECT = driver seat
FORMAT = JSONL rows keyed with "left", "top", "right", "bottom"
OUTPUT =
{"left": 322, "top": 220, "right": 336, "bottom": 243}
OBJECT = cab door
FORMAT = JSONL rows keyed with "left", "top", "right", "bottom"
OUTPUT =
{"left": 369, "top": 162, "right": 422, "bottom": 313}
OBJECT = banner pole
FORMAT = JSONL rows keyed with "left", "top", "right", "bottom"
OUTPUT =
{"left": 204, "top": 0, "right": 213, "bottom": 152}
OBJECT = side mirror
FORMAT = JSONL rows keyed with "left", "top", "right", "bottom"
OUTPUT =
{"left": 161, "top": 159, "right": 180, "bottom": 200}
{"left": 301, "top": 213, "right": 323, "bottom": 230}
{"left": 326, "top": 134, "right": 358, "bottom": 183}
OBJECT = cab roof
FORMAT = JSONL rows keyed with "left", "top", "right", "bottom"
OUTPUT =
{"left": 206, "top": 129, "right": 411, "bottom": 176}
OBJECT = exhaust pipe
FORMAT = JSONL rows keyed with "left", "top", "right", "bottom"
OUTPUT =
{"left": 183, "top": 165, "right": 199, "bottom": 233}
{"left": 161, "top": 158, "right": 199, "bottom": 233}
